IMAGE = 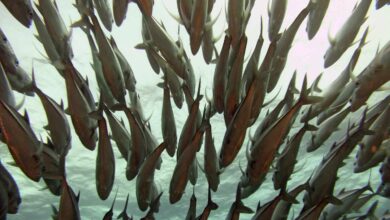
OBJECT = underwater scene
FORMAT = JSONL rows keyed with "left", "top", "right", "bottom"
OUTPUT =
{"left": 0, "top": 0, "right": 390, "bottom": 219}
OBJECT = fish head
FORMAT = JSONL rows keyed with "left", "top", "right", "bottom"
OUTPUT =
{"left": 169, "top": 190, "right": 182, "bottom": 204}
{"left": 324, "top": 45, "right": 342, "bottom": 68}
{"left": 126, "top": 163, "right": 139, "bottom": 181}
{"left": 4, "top": 0, "right": 33, "bottom": 27}
{"left": 6, "top": 66, "right": 34, "bottom": 96}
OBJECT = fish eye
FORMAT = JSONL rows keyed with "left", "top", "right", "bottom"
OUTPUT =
{"left": 15, "top": 60, "right": 19, "bottom": 66}
{"left": 2, "top": 37, "right": 7, "bottom": 42}
{"left": 28, "top": 10, "right": 33, "bottom": 17}
{"left": 355, "top": 81, "right": 360, "bottom": 86}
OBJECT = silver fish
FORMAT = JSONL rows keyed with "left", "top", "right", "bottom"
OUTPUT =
{"left": 306, "top": 0, "right": 330, "bottom": 40}
{"left": 268, "top": 0, "right": 287, "bottom": 41}
{"left": 324, "top": 0, "right": 371, "bottom": 68}
{"left": 1, "top": 0, "right": 33, "bottom": 27}
{"left": 113, "top": 0, "right": 129, "bottom": 26}
{"left": 93, "top": 0, "right": 114, "bottom": 31}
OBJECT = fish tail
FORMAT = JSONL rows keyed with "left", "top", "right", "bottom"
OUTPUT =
{"left": 299, "top": 75, "right": 322, "bottom": 105}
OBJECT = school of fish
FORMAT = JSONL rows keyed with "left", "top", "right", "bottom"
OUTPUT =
{"left": 0, "top": 0, "right": 389, "bottom": 219}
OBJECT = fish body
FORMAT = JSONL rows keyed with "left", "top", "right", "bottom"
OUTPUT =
{"left": 324, "top": 0, "right": 371, "bottom": 68}
{"left": 0, "top": 28, "right": 33, "bottom": 95}
{"left": 219, "top": 66, "right": 256, "bottom": 168}
{"left": 170, "top": 126, "right": 205, "bottom": 204}
{"left": 95, "top": 105, "right": 115, "bottom": 200}
{"left": 350, "top": 40, "right": 390, "bottom": 111}
{"left": 58, "top": 180, "right": 80, "bottom": 220}
{"left": 104, "top": 108, "right": 130, "bottom": 160}
{"left": 161, "top": 79, "right": 177, "bottom": 157}
{"left": 93, "top": 0, "right": 114, "bottom": 31}
{"left": 0, "top": 101, "right": 42, "bottom": 181}
{"left": 268, "top": 0, "right": 287, "bottom": 41}
{"left": 306, "top": 0, "right": 330, "bottom": 39}
{"left": 0, "top": 160, "right": 21, "bottom": 214}
{"left": 213, "top": 35, "right": 231, "bottom": 113}
{"left": 64, "top": 61, "right": 97, "bottom": 150}
{"left": 227, "top": 0, "right": 245, "bottom": 47}
{"left": 36, "top": 0, "right": 72, "bottom": 59}
{"left": 267, "top": 6, "right": 309, "bottom": 92}
{"left": 1, "top": 0, "right": 33, "bottom": 27}
{"left": 306, "top": 107, "right": 350, "bottom": 152}
{"left": 113, "top": 0, "right": 129, "bottom": 26}
{"left": 0, "top": 63, "right": 16, "bottom": 109}
{"left": 204, "top": 115, "right": 220, "bottom": 191}
{"left": 136, "top": 143, "right": 166, "bottom": 211}
{"left": 190, "top": 0, "right": 208, "bottom": 54}
{"left": 90, "top": 14, "right": 126, "bottom": 104}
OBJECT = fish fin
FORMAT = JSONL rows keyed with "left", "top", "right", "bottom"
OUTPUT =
{"left": 207, "top": 188, "right": 218, "bottom": 210}
{"left": 23, "top": 109, "right": 31, "bottom": 125}
{"left": 328, "top": 196, "right": 342, "bottom": 205}
{"left": 60, "top": 99, "right": 64, "bottom": 110}
{"left": 237, "top": 202, "right": 253, "bottom": 214}
{"left": 205, "top": 7, "right": 222, "bottom": 31}
{"left": 328, "top": 26, "right": 336, "bottom": 46}
{"left": 134, "top": 42, "right": 149, "bottom": 50}
{"left": 43, "top": 124, "right": 50, "bottom": 130}
{"left": 299, "top": 75, "right": 322, "bottom": 104}
{"left": 263, "top": 86, "right": 282, "bottom": 107}
{"left": 197, "top": 159, "right": 205, "bottom": 173}
{"left": 6, "top": 161, "right": 18, "bottom": 167}
{"left": 162, "top": 0, "right": 183, "bottom": 25}
{"left": 71, "top": 19, "right": 86, "bottom": 28}
{"left": 156, "top": 82, "right": 164, "bottom": 88}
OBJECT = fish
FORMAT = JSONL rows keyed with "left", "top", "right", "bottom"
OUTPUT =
{"left": 196, "top": 187, "right": 218, "bottom": 220}
{"left": 1, "top": 0, "right": 33, "bottom": 27}
{"left": 63, "top": 60, "right": 98, "bottom": 150}
{"left": 117, "top": 194, "right": 132, "bottom": 220}
{"left": 376, "top": 0, "right": 390, "bottom": 9}
{"left": 320, "top": 183, "right": 373, "bottom": 220}
{"left": 271, "top": 182, "right": 309, "bottom": 220}
{"left": 92, "top": 99, "right": 115, "bottom": 200}
{"left": 243, "top": 76, "right": 318, "bottom": 188}
{"left": 90, "top": 13, "right": 126, "bottom": 105}
{"left": 248, "top": 36, "right": 278, "bottom": 124}
{"left": 251, "top": 190, "right": 297, "bottom": 220}
{"left": 0, "top": 63, "right": 17, "bottom": 110}
{"left": 30, "top": 72, "right": 71, "bottom": 156}
{"left": 0, "top": 101, "right": 42, "bottom": 182}
{"left": 190, "top": 0, "right": 209, "bottom": 54}
{"left": 151, "top": 46, "right": 184, "bottom": 109}
{"left": 0, "top": 180, "right": 8, "bottom": 219}
{"left": 110, "top": 37, "right": 137, "bottom": 93}
{"left": 93, "top": 0, "right": 114, "bottom": 31}
{"left": 306, "top": 0, "right": 330, "bottom": 40}
{"left": 201, "top": 15, "right": 217, "bottom": 64}
{"left": 202, "top": 109, "right": 220, "bottom": 191}
{"left": 0, "top": 160, "right": 21, "bottom": 214}
{"left": 324, "top": 0, "right": 371, "bottom": 68}
{"left": 267, "top": 5, "right": 310, "bottom": 92}
{"left": 185, "top": 188, "right": 197, "bottom": 220}
{"left": 379, "top": 156, "right": 390, "bottom": 197}
{"left": 140, "top": 191, "right": 163, "bottom": 220}
{"left": 242, "top": 18, "right": 264, "bottom": 99}
{"left": 302, "top": 27, "right": 367, "bottom": 122}
{"left": 305, "top": 106, "right": 350, "bottom": 152}
{"left": 0, "top": 28, "right": 33, "bottom": 95}
{"left": 142, "top": 15, "right": 189, "bottom": 81}
{"left": 224, "top": 35, "right": 247, "bottom": 125}
{"left": 297, "top": 196, "right": 342, "bottom": 220}
{"left": 169, "top": 121, "right": 206, "bottom": 204}
{"left": 268, "top": 0, "right": 287, "bottom": 41}
{"left": 177, "top": 81, "right": 203, "bottom": 158}
{"left": 140, "top": 17, "right": 160, "bottom": 74}
{"left": 120, "top": 106, "right": 147, "bottom": 181}
{"left": 273, "top": 120, "right": 317, "bottom": 191}
{"left": 113, "top": 0, "right": 129, "bottom": 26}
{"left": 350, "top": 40, "right": 390, "bottom": 111}
{"left": 177, "top": 0, "right": 193, "bottom": 31}
{"left": 35, "top": 0, "right": 73, "bottom": 60}
{"left": 355, "top": 105, "right": 390, "bottom": 171}
{"left": 225, "top": 184, "right": 253, "bottom": 220}
{"left": 103, "top": 189, "right": 118, "bottom": 220}
{"left": 41, "top": 141, "right": 62, "bottom": 195}
{"left": 303, "top": 110, "right": 373, "bottom": 210}
{"left": 213, "top": 35, "right": 232, "bottom": 113}
{"left": 104, "top": 108, "right": 131, "bottom": 160}
{"left": 161, "top": 77, "right": 177, "bottom": 157}
{"left": 58, "top": 179, "right": 81, "bottom": 220}
{"left": 134, "top": 0, "right": 154, "bottom": 17}
{"left": 219, "top": 66, "right": 257, "bottom": 168}
{"left": 83, "top": 27, "right": 118, "bottom": 108}
{"left": 136, "top": 142, "right": 166, "bottom": 211}
{"left": 227, "top": 0, "right": 251, "bottom": 47}
{"left": 33, "top": 10, "right": 62, "bottom": 72}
